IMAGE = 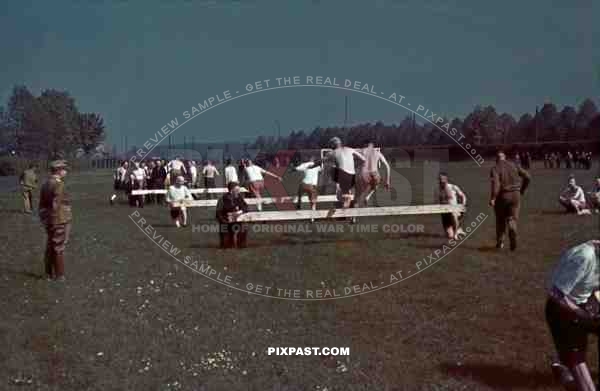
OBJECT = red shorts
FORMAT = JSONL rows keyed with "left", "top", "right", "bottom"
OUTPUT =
{"left": 361, "top": 171, "right": 381, "bottom": 187}
{"left": 249, "top": 180, "right": 264, "bottom": 194}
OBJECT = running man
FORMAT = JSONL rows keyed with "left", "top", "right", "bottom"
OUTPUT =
{"left": 294, "top": 156, "right": 322, "bottom": 213}
{"left": 489, "top": 150, "right": 531, "bottom": 251}
{"left": 244, "top": 159, "right": 282, "bottom": 211}
{"left": 559, "top": 176, "right": 591, "bottom": 215}
{"left": 167, "top": 156, "right": 186, "bottom": 184}
{"left": 224, "top": 158, "right": 239, "bottom": 187}
{"left": 356, "top": 142, "right": 391, "bottom": 207}
{"left": 166, "top": 176, "right": 193, "bottom": 228}
{"left": 325, "top": 137, "right": 366, "bottom": 209}
{"left": 438, "top": 172, "right": 467, "bottom": 241}
{"left": 202, "top": 160, "right": 220, "bottom": 200}
{"left": 545, "top": 240, "right": 600, "bottom": 391}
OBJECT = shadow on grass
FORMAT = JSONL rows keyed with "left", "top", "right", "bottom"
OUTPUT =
{"left": 538, "top": 210, "right": 567, "bottom": 215}
{"left": 440, "top": 362, "right": 555, "bottom": 389}
{"left": 0, "top": 267, "right": 44, "bottom": 280}
{"left": 0, "top": 209, "right": 29, "bottom": 215}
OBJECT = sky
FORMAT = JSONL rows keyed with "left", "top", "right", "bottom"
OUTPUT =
{"left": 1, "top": 0, "right": 598, "bottom": 151}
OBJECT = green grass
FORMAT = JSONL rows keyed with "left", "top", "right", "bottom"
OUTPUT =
{"left": 0, "top": 161, "right": 598, "bottom": 390}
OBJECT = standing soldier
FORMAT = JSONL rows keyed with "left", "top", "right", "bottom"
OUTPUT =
{"left": 110, "top": 161, "right": 129, "bottom": 205}
{"left": 129, "top": 162, "right": 145, "bottom": 208}
{"left": 39, "top": 160, "right": 72, "bottom": 282}
{"left": 489, "top": 150, "right": 531, "bottom": 251}
{"left": 19, "top": 163, "right": 38, "bottom": 214}
{"left": 216, "top": 181, "right": 249, "bottom": 249}
{"left": 151, "top": 160, "right": 167, "bottom": 205}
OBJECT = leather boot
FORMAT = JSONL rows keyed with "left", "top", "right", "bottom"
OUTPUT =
{"left": 54, "top": 254, "right": 65, "bottom": 279}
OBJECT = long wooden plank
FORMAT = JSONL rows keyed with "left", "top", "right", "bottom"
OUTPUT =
{"left": 234, "top": 204, "right": 466, "bottom": 222}
{"left": 131, "top": 187, "right": 248, "bottom": 195}
{"left": 172, "top": 194, "right": 345, "bottom": 208}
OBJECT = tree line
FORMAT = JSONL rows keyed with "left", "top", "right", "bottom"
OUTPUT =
{"left": 0, "top": 85, "right": 106, "bottom": 158}
{"left": 250, "top": 99, "right": 600, "bottom": 152}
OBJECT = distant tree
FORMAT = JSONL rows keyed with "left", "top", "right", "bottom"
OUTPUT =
{"left": 496, "top": 113, "right": 517, "bottom": 144}
{"left": 558, "top": 106, "right": 577, "bottom": 141}
{"left": 515, "top": 113, "right": 534, "bottom": 142}
{"left": 77, "top": 113, "right": 106, "bottom": 154}
{"left": 538, "top": 103, "right": 560, "bottom": 141}
{"left": 462, "top": 105, "right": 483, "bottom": 145}
{"left": 574, "top": 98, "right": 598, "bottom": 138}
{"left": 37, "top": 89, "right": 79, "bottom": 158}
{"left": 588, "top": 113, "right": 600, "bottom": 138}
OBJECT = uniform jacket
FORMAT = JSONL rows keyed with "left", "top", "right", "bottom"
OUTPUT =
{"left": 39, "top": 175, "right": 72, "bottom": 226}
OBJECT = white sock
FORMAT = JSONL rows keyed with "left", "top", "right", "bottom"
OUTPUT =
{"left": 111, "top": 194, "right": 116, "bottom": 201}
{"left": 257, "top": 202, "right": 262, "bottom": 212}
{"left": 175, "top": 220, "right": 180, "bottom": 228}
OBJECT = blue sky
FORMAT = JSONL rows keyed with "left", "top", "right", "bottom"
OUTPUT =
{"left": 1, "top": 0, "right": 598, "bottom": 150}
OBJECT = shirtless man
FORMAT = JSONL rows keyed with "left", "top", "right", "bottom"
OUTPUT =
{"left": 356, "top": 142, "right": 391, "bottom": 207}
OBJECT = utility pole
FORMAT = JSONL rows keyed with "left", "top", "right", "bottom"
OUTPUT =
{"left": 535, "top": 106, "right": 539, "bottom": 144}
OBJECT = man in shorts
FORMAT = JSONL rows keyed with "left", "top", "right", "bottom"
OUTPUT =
{"left": 560, "top": 176, "right": 591, "bottom": 215}
{"left": 294, "top": 156, "right": 322, "bottom": 214}
{"left": 438, "top": 172, "right": 467, "bottom": 241}
{"left": 202, "top": 160, "right": 220, "bottom": 199}
{"left": 545, "top": 240, "right": 600, "bottom": 390}
{"left": 244, "top": 159, "right": 282, "bottom": 211}
{"left": 166, "top": 176, "right": 193, "bottom": 228}
{"left": 356, "top": 142, "right": 391, "bottom": 207}
{"left": 325, "top": 137, "right": 365, "bottom": 209}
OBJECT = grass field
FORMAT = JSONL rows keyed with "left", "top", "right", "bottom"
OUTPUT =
{"left": 0, "top": 161, "right": 598, "bottom": 390}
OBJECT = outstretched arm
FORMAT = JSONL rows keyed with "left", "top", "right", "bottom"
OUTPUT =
{"left": 263, "top": 169, "right": 282, "bottom": 181}
{"left": 352, "top": 149, "right": 366, "bottom": 162}
{"left": 379, "top": 154, "right": 391, "bottom": 187}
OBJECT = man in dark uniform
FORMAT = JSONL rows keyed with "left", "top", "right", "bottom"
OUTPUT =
{"left": 489, "top": 150, "right": 531, "bottom": 251}
{"left": 39, "top": 160, "right": 72, "bottom": 282}
{"left": 19, "top": 163, "right": 38, "bottom": 214}
{"left": 216, "top": 181, "right": 249, "bottom": 249}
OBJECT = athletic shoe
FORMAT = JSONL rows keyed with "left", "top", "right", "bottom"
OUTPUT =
{"left": 496, "top": 241, "right": 504, "bottom": 249}
{"left": 550, "top": 362, "right": 574, "bottom": 386}
{"left": 509, "top": 232, "right": 517, "bottom": 251}
{"left": 55, "top": 276, "right": 66, "bottom": 282}
{"left": 175, "top": 221, "right": 181, "bottom": 228}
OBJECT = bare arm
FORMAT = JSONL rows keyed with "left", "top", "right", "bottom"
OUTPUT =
{"left": 548, "top": 286, "right": 600, "bottom": 330}
{"left": 263, "top": 169, "right": 282, "bottom": 181}
{"left": 456, "top": 187, "right": 467, "bottom": 205}
{"left": 517, "top": 167, "right": 531, "bottom": 195}
{"left": 352, "top": 149, "right": 366, "bottom": 162}
{"left": 379, "top": 153, "right": 391, "bottom": 184}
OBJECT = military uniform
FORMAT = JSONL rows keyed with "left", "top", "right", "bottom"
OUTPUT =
{"left": 216, "top": 191, "right": 249, "bottom": 249}
{"left": 39, "top": 161, "right": 72, "bottom": 281}
{"left": 20, "top": 167, "right": 38, "bottom": 213}
{"left": 490, "top": 159, "right": 531, "bottom": 250}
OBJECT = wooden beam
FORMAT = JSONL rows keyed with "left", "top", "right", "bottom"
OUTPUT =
{"left": 172, "top": 194, "right": 345, "bottom": 208}
{"left": 232, "top": 204, "right": 466, "bottom": 222}
{"left": 131, "top": 187, "right": 248, "bottom": 195}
